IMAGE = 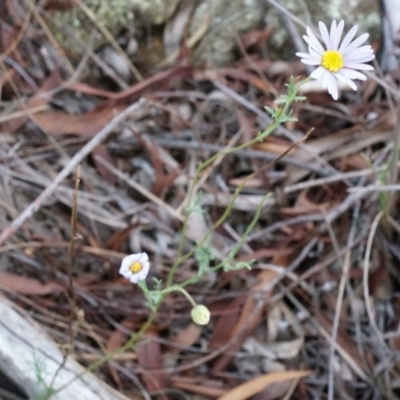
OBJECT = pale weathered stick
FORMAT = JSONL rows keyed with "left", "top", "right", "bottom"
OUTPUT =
{"left": 0, "top": 98, "right": 147, "bottom": 246}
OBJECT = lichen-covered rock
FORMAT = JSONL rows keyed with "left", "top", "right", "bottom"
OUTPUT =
{"left": 49, "top": 0, "right": 382, "bottom": 68}
{"left": 50, "top": 0, "right": 181, "bottom": 52}
{"left": 265, "top": 0, "right": 382, "bottom": 60}
{"left": 130, "top": 0, "right": 181, "bottom": 25}
{"left": 191, "top": 0, "right": 266, "bottom": 66}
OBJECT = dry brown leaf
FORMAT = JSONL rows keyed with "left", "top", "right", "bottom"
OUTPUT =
{"left": 252, "top": 140, "right": 293, "bottom": 156}
{"left": 28, "top": 103, "right": 126, "bottom": 138}
{"left": 62, "top": 66, "right": 192, "bottom": 102}
{"left": 73, "top": 272, "right": 101, "bottom": 286}
{"left": 209, "top": 297, "right": 245, "bottom": 350}
{"left": 219, "top": 68, "right": 272, "bottom": 92}
{"left": 2, "top": 69, "right": 62, "bottom": 133}
{"left": 240, "top": 28, "right": 272, "bottom": 50}
{"left": 237, "top": 248, "right": 293, "bottom": 263}
{"left": 171, "top": 378, "right": 226, "bottom": 398}
{"left": 137, "top": 134, "right": 180, "bottom": 197}
{"left": 340, "top": 154, "right": 370, "bottom": 172}
{"left": 60, "top": 82, "right": 117, "bottom": 98}
{"left": 103, "top": 314, "right": 135, "bottom": 391}
{"left": 39, "top": 67, "right": 190, "bottom": 137}
{"left": 0, "top": 271, "right": 64, "bottom": 295}
{"left": 7, "top": 66, "right": 192, "bottom": 138}
{"left": 91, "top": 146, "right": 118, "bottom": 185}
{"left": 280, "top": 191, "right": 334, "bottom": 216}
{"left": 217, "top": 371, "right": 311, "bottom": 400}
{"left": 212, "top": 270, "right": 277, "bottom": 373}
{"left": 106, "top": 317, "right": 136, "bottom": 353}
{"left": 168, "top": 323, "right": 202, "bottom": 353}
{"left": 136, "top": 329, "right": 166, "bottom": 392}
{"left": 0, "top": 69, "right": 16, "bottom": 91}
{"left": 228, "top": 177, "right": 262, "bottom": 188}
{"left": 113, "top": 65, "right": 192, "bottom": 100}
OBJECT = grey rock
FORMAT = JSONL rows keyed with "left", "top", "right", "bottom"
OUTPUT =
{"left": 190, "top": 0, "right": 266, "bottom": 66}
{"left": 49, "top": 0, "right": 181, "bottom": 52}
{"left": 49, "top": 0, "right": 382, "bottom": 66}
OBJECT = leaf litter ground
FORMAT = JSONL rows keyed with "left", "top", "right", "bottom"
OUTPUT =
{"left": 0, "top": 2, "right": 399, "bottom": 399}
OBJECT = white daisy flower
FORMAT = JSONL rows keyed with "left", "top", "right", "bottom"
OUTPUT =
{"left": 119, "top": 252, "right": 150, "bottom": 283}
{"left": 296, "top": 20, "right": 375, "bottom": 100}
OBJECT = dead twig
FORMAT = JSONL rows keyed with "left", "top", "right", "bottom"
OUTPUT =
{"left": 49, "top": 166, "right": 81, "bottom": 389}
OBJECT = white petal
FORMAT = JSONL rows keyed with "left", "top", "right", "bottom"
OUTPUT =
{"left": 137, "top": 263, "right": 150, "bottom": 281}
{"left": 139, "top": 252, "right": 149, "bottom": 262}
{"left": 319, "top": 21, "right": 332, "bottom": 49}
{"left": 339, "top": 25, "right": 358, "bottom": 52}
{"left": 129, "top": 274, "right": 140, "bottom": 283}
{"left": 343, "top": 48, "right": 374, "bottom": 60}
{"left": 320, "top": 69, "right": 331, "bottom": 89}
{"left": 344, "top": 54, "right": 375, "bottom": 64}
{"left": 347, "top": 56, "right": 375, "bottom": 64}
{"left": 335, "top": 71, "right": 357, "bottom": 90}
{"left": 143, "top": 260, "right": 150, "bottom": 272}
{"left": 309, "top": 47, "right": 322, "bottom": 58}
{"left": 124, "top": 253, "right": 141, "bottom": 263}
{"left": 296, "top": 52, "right": 314, "bottom": 58}
{"left": 344, "top": 62, "right": 374, "bottom": 70}
{"left": 120, "top": 263, "right": 130, "bottom": 274}
{"left": 327, "top": 74, "right": 339, "bottom": 100}
{"left": 342, "top": 33, "right": 369, "bottom": 55}
{"left": 332, "top": 20, "right": 344, "bottom": 50}
{"left": 303, "top": 36, "right": 322, "bottom": 55}
{"left": 348, "top": 45, "right": 373, "bottom": 54}
{"left": 296, "top": 52, "right": 320, "bottom": 63}
{"left": 344, "top": 50, "right": 375, "bottom": 62}
{"left": 142, "top": 260, "right": 150, "bottom": 271}
{"left": 340, "top": 68, "right": 367, "bottom": 80}
{"left": 121, "top": 270, "right": 132, "bottom": 279}
{"left": 305, "top": 28, "right": 325, "bottom": 54}
{"left": 301, "top": 58, "right": 321, "bottom": 65}
{"left": 310, "top": 66, "right": 325, "bottom": 79}
{"left": 330, "top": 20, "right": 337, "bottom": 40}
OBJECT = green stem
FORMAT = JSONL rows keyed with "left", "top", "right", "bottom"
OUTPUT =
{"left": 166, "top": 77, "right": 310, "bottom": 288}
{"left": 53, "top": 75, "right": 312, "bottom": 398}
{"left": 228, "top": 193, "right": 271, "bottom": 259}
{"left": 161, "top": 285, "right": 197, "bottom": 308}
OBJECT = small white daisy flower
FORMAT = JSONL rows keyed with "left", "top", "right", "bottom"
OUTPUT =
{"left": 119, "top": 252, "right": 150, "bottom": 283}
{"left": 296, "top": 20, "right": 375, "bottom": 100}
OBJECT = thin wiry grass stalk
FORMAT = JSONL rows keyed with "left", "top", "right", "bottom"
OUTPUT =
{"left": 363, "top": 211, "right": 387, "bottom": 347}
{"left": 328, "top": 200, "right": 361, "bottom": 400}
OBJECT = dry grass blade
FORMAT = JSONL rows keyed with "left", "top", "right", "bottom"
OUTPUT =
{"left": 217, "top": 371, "right": 311, "bottom": 400}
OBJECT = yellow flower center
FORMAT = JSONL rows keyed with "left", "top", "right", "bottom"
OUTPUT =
{"left": 321, "top": 50, "right": 344, "bottom": 72}
{"left": 129, "top": 261, "right": 143, "bottom": 273}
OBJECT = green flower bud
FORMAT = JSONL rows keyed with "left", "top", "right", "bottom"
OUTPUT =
{"left": 191, "top": 304, "right": 210, "bottom": 325}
